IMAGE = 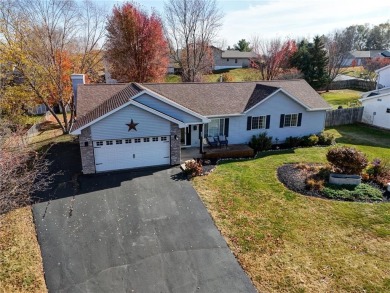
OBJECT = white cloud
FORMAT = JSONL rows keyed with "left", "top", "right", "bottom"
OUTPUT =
{"left": 220, "top": 0, "right": 390, "bottom": 46}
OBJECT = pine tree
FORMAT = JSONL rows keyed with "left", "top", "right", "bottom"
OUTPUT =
{"left": 290, "top": 36, "right": 329, "bottom": 89}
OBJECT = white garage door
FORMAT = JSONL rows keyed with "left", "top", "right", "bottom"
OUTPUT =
{"left": 93, "top": 136, "right": 170, "bottom": 172}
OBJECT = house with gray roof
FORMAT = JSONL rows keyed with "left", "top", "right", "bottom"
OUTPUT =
{"left": 70, "top": 77, "right": 331, "bottom": 173}
{"left": 213, "top": 47, "right": 257, "bottom": 70}
{"left": 343, "top": 50, "right": 390, "bottom": 67}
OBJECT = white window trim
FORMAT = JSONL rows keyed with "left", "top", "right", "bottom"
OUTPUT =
{"left": 284, "top": 113, "right": 299, "bottom": 127}
{"left": 205, "top": 118, "right": 225, "bottom": 137}
{"left": 251, "top": 115, "right": 266, "bottom": 129}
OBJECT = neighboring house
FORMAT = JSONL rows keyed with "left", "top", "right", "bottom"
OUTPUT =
{"left": 342, "top": 50, "right": 390, "bottom": 67}
{"left": 375, "top": 64, "right": 390, "bottom": 89}
{"left": 70, "top": 77, "right": 331, "bottom": 174}
{"left": 212, "top": 47, "right": 257, "bottom": 70}
{"left": 360, "top": 88, "right": 390, "bottom": 129}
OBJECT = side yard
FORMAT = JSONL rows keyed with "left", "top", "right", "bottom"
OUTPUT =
{"left": 0, "top": 118, "right": 73, "bottom": 293}
{"left": 193, "top": 124, "right": 390, "bottom": 293}
{"left": 320, "top": 89, "right": 362, "bottom": 109}
{"left": 0, "top": 207, "right": 46, "bottom": 293}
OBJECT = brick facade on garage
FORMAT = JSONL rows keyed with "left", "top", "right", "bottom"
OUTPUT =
{"left": 170, "top": 122, "right": 181, "bottom": 165}
{"left": 79, "top": 127, "right": 96, "bottom": 174}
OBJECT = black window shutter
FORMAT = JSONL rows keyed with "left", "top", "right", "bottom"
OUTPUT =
{"left": 280, "top": 114, "right": 285, "bottom": 128}
{"left": 204, "top": 123, "right": 208, "bottom": 137}
{"left": 198, "top": 124, "right": 203, "bottom": 139}
{"left": 247, "top": 116, "right": 252, "bottom": 130}
{"left": 266, "top": 115, "right": 271, "bottom": 129}
{"left": 297, "top": 113, "right": 302, "bottom": 127}
{"left": 224, "top": 118, "right": 230, "bottom": 136}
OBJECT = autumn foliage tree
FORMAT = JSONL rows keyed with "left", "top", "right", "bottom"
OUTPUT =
{"left": 105, "top": 2, "right": 169, "bottom": 83}
{"left": 363, "top": 57, "right": 390, "bottom": 83}
{"left": 251, "top": 37, "right": 297, "bottom": 80}
{"left": 0, "top": 0, "right": 106, "bottom": 133}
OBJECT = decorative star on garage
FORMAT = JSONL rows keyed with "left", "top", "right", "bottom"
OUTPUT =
{"left": 126, "top": 119, "right": 139, "bottom": 131}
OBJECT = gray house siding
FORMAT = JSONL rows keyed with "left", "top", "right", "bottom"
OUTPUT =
{"left": 213, "top": 49, "right": 250, "bottom": 70}
{"left": 134, "top": 93, "right": 202, "bottom": 124}
{"left": 224, "top": 91, "right": 326, "bottom": 144}
{"left": 90, "top": 104, "right": 171, "bottom": 140}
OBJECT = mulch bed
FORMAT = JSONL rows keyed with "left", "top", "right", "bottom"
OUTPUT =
{"left": 277, "top": 163, "right": 390, "bottom": 202}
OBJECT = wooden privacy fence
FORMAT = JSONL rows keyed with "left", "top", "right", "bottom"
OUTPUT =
{"left": 325, "top": 107, "right": 364, "bottom": 127}
{"left": 318, "top": 79, "right": 376, "bottom": 91}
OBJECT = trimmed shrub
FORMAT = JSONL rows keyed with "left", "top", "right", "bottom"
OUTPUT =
{"left": 301, "top": 134, "right": 319, "bottom": 147}
{"left": 318, "top": 132, "right": 335, "bottom": 145}
{"left": 322, "top": 183, "right": 383, "bottom": 202}
{"left": 306, "top": 178, "right": 324, "bottom": 191}
{"left": 249, "top": 132, "right": 273, "bottom": 152}
{"left": 366, "top": 158, "right": 390, "bottom": 187}
{"left": 221, "top": 73, "right": 234, "bottom": 82}
{"left": 285, "top": 136, "right": 301, "bottom": 148}
{"left": 326, "top": 146, "right": 368, "bottom": 175}
{"left": 184, "top": 160, "right": 203, "bottom": 177}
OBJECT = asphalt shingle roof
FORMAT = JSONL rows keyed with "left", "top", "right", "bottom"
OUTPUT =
{"left": 143, "top": 80, "right": 330, "bottom": 115}
{"left": 221, "top": 50, "right": 257, "bottom": 59}
{"left": 73, "top": 83, "right": 142, "bottom": 131}
{"left": 72, "top": 80, "right": 331, "bottom": 132}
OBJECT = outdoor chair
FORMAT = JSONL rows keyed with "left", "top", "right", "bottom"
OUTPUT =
{"left": 218, "top": 135, "right": 228, "bottom": 148}
{"left": 206, "top": 136, "right": 218, "bottom": 148}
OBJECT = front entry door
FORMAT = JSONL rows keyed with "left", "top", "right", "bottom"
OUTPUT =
{"left": 185, "top": 126, "right": 191, "bottom": 146}
{"left": 181, "top": 126, "right": 192, "bottom": 146}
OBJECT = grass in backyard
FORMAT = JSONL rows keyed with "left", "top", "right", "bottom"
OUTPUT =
{"left": 320, "top": 89, "right": 363, "bottom": 109}
{"left": 203, "top": 68, "right": 261, "bottom": 82}
{"left": 165, "top": 68, "right": 261, "bottom": 83}
{"left": 0, "top": 207, "right": 47, "bottom": 293}
{"left": 193, "top": 124, "right": 390, "bottom": 293}
{"left": 340, "top": 66, "right": 366, "bottom": 78}
{"left": 165, "top": 74, "right": 182, "bottom": 83}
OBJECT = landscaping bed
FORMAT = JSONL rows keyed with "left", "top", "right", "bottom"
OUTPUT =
{"left": 277, "top": 163, "right": 389, "bottom": 202}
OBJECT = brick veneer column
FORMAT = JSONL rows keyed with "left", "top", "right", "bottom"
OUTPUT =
{"left": 170, "top": 123, "right": 181, "bottom": 165}
{"left": 79, "top": 127, "right": 96, "bottom": 174}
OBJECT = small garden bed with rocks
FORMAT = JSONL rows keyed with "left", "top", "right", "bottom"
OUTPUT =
{"left": 277, "top": 163, "right": 389, "bottom": 202}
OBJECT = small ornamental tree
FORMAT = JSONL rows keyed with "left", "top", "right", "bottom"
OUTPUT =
{"left": 326, "top": 146, "right": 368, "bottom": 175}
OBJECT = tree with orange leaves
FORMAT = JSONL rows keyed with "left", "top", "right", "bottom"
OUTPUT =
{"left": 105, "top": 2, "right": 169, "bottom": 83}
{"left": 0, "top": 0, "right": 106, "bottom": 133}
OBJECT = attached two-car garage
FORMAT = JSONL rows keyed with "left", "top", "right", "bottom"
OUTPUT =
{"left": 93, "top": 136, "right": 170, "bottom": 172}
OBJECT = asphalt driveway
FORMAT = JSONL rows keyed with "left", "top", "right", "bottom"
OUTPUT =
{"left": 33, "top": 143, "right": 256, "bottom": 293}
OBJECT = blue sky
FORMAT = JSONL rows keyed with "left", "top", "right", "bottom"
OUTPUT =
{"left": 97, "top": 0, "right": 390, "bottom": 48}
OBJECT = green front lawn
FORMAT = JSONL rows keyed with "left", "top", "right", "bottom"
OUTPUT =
{"left": 320, "top": 89, "right": 363, "bottom": 109}
{"left": 193, "top": 124, "right": 390, "bottom": 293}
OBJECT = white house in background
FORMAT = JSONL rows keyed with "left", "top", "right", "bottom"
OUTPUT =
{"left": 70, "top": 77, "right": 331, "bottom": 174}
{"left": 375, "top": 64, "right": 390, "bottom": 89}
{"left": 360, "top": 88, "right": 390, "bottom": 129}
{"left": 212, "top": 47, "right": 257, "bottom": 70}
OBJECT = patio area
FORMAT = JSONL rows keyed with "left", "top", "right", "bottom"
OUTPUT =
{"left": 180, "top": 144, "right": 254, "bottom": 163}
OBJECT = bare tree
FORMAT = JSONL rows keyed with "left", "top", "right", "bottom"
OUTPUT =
{"left": 324, "top": 31, "right": 352, "bottom": 90}
{"left": 0, "top": 0, "right": 106, "bottom": 133}
{"left": 164, "top": 0, "right": 223, "bottom": 82}
{"left": 251, "top": 36, "right": 297, "bottom": 80}
{"left": 0, "top": 120, "right": 54, "bottom": 214}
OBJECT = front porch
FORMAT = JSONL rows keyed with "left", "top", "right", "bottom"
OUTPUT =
{"left": 180, "top": 144, "right": 254, "bottom": 163}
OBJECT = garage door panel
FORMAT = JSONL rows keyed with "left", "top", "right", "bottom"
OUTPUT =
{"left": 94, "top": 137, "right": 170, "bottom": 172}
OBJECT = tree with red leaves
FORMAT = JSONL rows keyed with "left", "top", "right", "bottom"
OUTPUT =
{"left": 363, "top": 57, "right": 390, "bottom": 83}
{"left": 105, "top": 2, "right": 169, "bottom": 83}
{"left": 251, "top": 37, "right": 297, "bottom": 80}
